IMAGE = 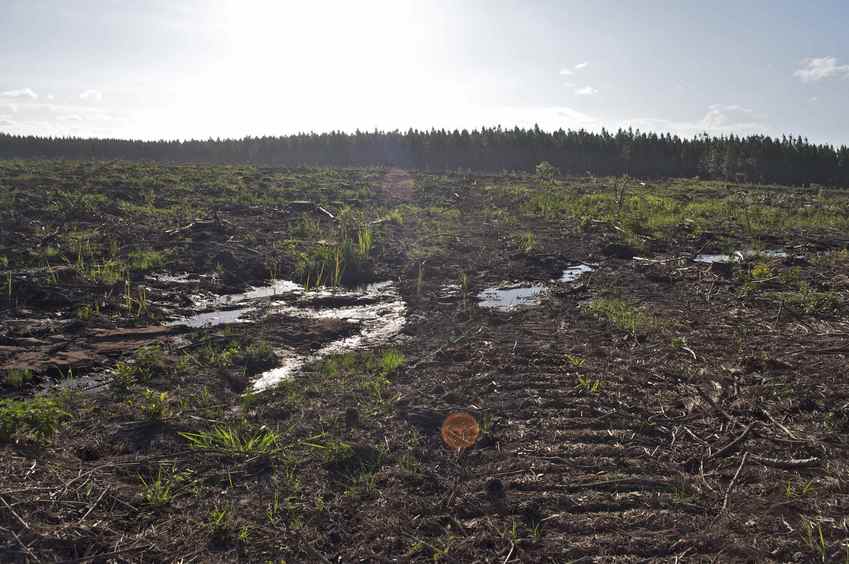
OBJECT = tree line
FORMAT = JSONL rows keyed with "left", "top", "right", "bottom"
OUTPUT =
{"left": 1, "top": 126, "right": 848, "bottom": 187}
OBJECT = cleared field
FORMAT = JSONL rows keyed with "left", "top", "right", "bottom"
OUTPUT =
{"left": 1, "top": 160, "right": 848, "bottom": 562}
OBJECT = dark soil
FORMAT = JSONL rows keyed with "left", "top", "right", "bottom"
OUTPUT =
{"left": 1, "top": 161, "right": 848, "bottom": 562}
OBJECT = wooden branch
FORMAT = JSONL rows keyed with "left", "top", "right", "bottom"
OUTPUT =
{"left": 722, "top": 451, "right": 749, "bottom": 511}
{"left": 748, "top": 454, "right": 820, "bottom": 469}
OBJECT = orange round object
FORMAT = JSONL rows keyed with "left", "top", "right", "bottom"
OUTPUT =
{"left": 441, "top": 412, "right": 480, "bottom": 449}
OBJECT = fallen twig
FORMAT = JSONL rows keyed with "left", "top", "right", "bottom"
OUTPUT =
{"left": 0, "top": 494, "right": 30, "bottom": 530}
{"left": 708, "top": 423, "right": 754, "bottom": 460}
{"left": 722, "top": 451, "right": 748, "bottom": 511}
{"left": 77, "top": 487, "right": 108, "bottom": 524}
{"left": 694, "top": 385, "right": 737, "bottom": 426}
{"left": 748, "top": 454, "right": 820, "bottom": 469}
{"left": 759, "top": 409, "right": 800, "bottom": 441}
{"left": 503, "top": 540, "right": 515, "bottom": 563}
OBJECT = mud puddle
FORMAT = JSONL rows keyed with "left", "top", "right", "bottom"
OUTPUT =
{"left": 168, "top": 280, "right": 313, "bottom": 327}
{"left": 252, "top": 285, "right": 406, "bottom": 391}
{"left": 174, "top": 307, "right": 255, "bottom": 328}
{"left": 694, "top": 249, "right": 788, "bottom": 263}
{"left": 211, "top": 280, "right": 303, "bottom": 304}
{"left": 147, "top": 272, "right": 196, "bottom": 284}
{"left": 474, "top": 264, "right": 591, "bottom": 311}
{"left": 477, "top": 284, "right": 546, "bottom": 310}
{"left": 559, "top": 263, "right": 594, "bottom": 282}
{"left": 167, "top": 279, "right": 407, "bottom": 391}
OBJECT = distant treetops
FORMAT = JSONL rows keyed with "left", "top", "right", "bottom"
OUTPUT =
{"left": 1, "top": 127, "right": 848, "bottom": 187}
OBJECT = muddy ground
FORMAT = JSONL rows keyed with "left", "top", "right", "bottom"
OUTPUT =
{"left": 1, "top": 161, "right": 849, "bottom": 562}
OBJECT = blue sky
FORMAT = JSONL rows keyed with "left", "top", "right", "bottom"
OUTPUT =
{"left": 1, "top": 0, "right": 848, "bottom": 144}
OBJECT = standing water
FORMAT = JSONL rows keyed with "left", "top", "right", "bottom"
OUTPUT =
{"left": 694, "top": 249, "right": 788, "bottom": 264}
{"left": 477, "top": 284, "right": 546, "bottom": 310}
{"left": 560, "top": 264, "right": 594, "bottom": 282}
{"left": 167, "top": 279, "right": 406, "bottom": 391}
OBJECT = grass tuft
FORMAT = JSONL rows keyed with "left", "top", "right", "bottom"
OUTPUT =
{"left": 586, "top": 297, "right": 659, "bottom": 336}
{"left": 0, "top": 397, "right": 69, "bottom": 444}
{"left": 180, "top": 425, "right": 280, "bottom": 456}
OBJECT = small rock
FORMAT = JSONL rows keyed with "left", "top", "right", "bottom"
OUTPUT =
{"left": 602, "top": 242, "right": 638, "bottom": 259}
{"left": 441, "top": 391, "right": 463, "bottom": 404}
{"left": 796, "top": 398, "right": 819, "bottom": 412}
{"left": 344, "top": 407, "right": 359, "bottom": 428}
{"left": 485, "top": 478, "right": 505, "bottom": 499}
{"left": 399, "top": 405, "right": 443, "bottom": 432}
{"left": 519, "top": 500, "right": 543, "bottom": 527}
{"left": 709, "top": 262, "right": 734, "bottom": 278}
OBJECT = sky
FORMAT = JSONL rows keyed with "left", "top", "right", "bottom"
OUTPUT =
{"left": 1, "top": 0, "right": 848, "bottom": 145}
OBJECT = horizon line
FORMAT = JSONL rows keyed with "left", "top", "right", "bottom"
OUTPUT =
{"left": 1, "top": 125, "right": 846, "bottom": 149}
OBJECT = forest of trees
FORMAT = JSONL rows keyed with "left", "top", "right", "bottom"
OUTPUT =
{"left": 2, "top": 127, "right": 848, "bottom": 187}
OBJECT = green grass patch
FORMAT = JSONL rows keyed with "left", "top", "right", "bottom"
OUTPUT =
{"left": 585, "top": 297, "right": 660, "bottom": 335}
{"left": 325, "top": 353, "right": 391, "bottom": 399}
{"left": 2, "top": 368, "right": 34, "bottom": 388}
{"left": 139, "top": 467, "right": 175, "bottom": 508}
{"left": 128, "top": 249, "right": 169, "bottom": 272}
{"left": 238, "top": 341, "right": 278, "bottom": 374}
{"left": 180, "top": 425, "right": 280, "bottom": 456}
{"left": 380, "top": 349, "right": 406, "bottom": 373}
{"left": 771, "top": 283, "right": 840, "bottom": 315}
{"left": 523, "top": 178, "right": 849, "bottom": 242}
{"left": 0, "top": 396, "right": 69, "bottom": 443}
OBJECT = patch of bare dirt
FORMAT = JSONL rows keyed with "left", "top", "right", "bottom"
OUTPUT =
{"left": 381, "top": 167, "right": 416, "bottom": 202}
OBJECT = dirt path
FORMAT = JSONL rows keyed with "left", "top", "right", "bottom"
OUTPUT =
{"left": 380, "top": 167, "right": 416, "bottom": 202}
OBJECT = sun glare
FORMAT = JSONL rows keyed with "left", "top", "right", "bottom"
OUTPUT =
{"left": 163, "top": 1, "right": 441, "bottom": 137}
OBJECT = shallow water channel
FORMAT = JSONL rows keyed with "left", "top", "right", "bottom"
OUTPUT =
{"left": 694, "top": 249, "right": 787, "bottom": 264}
{"left": 169, "top": 280, "right": 406, "bottom": 391}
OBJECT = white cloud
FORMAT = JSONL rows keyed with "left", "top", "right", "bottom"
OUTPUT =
{"left": 47, "top": 94, "right": 55, "bottom": 100}
{"left": 80, "top": 89, "right": 103, "bottom": 101}
{"left": 575, "top": 86, "right": 598, "bottom": 96}
{"left": 410, "top": 104, "right": 601, "bottom": 133}
{"left": 553, "top": 106, "right": 597, "bottom": 125}
{"left": 621, "top": 104, "right": 767, "bottom": 138}
{"left": 0, "top": 117, "right": 15, "bottom": 127}
{"left": 700, "top": 104, "right": 756, "bottom": 129}
{"left": 1, "top": 88, "right": 38, "bottom": 99}
{"left": 794, "top": 57, "right": 849, "bottom": 82}
{"left": 563, "top": 81, "right": 576, "bottom": 87}
{"left": 4, "top": 103, "right": 18, "bottom": 113}
{"left": 561, "top": 62, "right": 588, "bottom": 76}
{"left": 57, "top": 114, "right": 84, "bottom": 122}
